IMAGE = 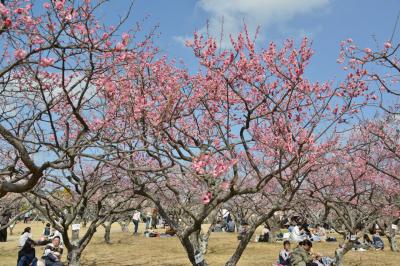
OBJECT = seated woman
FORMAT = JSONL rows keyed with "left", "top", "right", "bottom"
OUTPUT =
{"left": 160, "top": 224, "right": 176, "bottom": 237}
{"left": 226, "top": 220, "right": 235, "bottom": 233}
{"left": 312, "top": 224, "right": 326, "bottom": 242}
{"left": 290, "top": 224, "right": 306, "bottom": 242}
{"left": 17, "top": 238, "right": 38, "bottom": 266}
{"left": 302, "top": 225, "right": 312, "bottom": 240}
{"left": 19, "top": 227, "right": 32, "bottom": 248}
{"left": 354, "top": 234, "right": 373, "bottom": 250}
{"left": 42, "top": 236, "right": 64, "bottom": 266}
{"left": 212, "top": 220, "right": 223, "bottom": 232}
{"left": 277, "top": 240, "right": 291, "bottom": 265}
{"left": 372, "top": 232, "right": 384, "bottom": 250}
{"left": 259, "top": 224, "right": 270, "bottom": 242}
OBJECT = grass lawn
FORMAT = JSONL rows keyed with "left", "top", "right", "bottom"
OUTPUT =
{"left": 0, "top": 222, "right": 399, "bottom": 265}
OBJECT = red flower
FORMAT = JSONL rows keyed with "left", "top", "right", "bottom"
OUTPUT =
{"left": 4, "top": 18, "right": 12, "bottom": 28}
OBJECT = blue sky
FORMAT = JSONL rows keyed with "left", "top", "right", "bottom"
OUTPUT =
{"left": 102, "top": 0, "right": 399, "bottom": 82}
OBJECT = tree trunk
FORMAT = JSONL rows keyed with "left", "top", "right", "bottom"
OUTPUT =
{"left": 104, "top": 222, "right": 112, "bottom": 244}
{"left": 388, "top": 236, "right": 398, "bottom": 252}
{"left": 67, "top": 218, "right": 82, "bottom": 266}
{"left": 179, "top": 231, "right": 209, "bottom": 266}
{"left": 333, "top": 241, "right": 354, "bottom": 266}
{"left": 192, "top": 230, "right": 210, "bottom": 255}
{"left": 67, "top": 247, "right": 82, "bottom": 266}
{"left": 82, "top": 219, "right": 87, "bottom": 228}
{"left": 225, "top": 226, "right": 255, "bottom": 266}
{"left": 119, "top": 221, "right": 129, "bottom": 232}
{"left": 269, "top": 227, "right": 279, "bottom": 243}
{"left": 387, "top": 228, "right": 398, "bottom": 252}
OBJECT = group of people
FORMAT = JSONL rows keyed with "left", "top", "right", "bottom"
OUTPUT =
{"left": 211, "top": 212, "right": 236, "bottom": 233}
{"left": 354, "top": 231, "right": 385, "bottom": 251}
{"left": 17, "top": 224, "right": 64, "bottom": 266}
{"left": 212, "top": 219, "right": 236, "bottom": 233}
{"left": 276, "top": 240, "right": 334, "bottom": 266}
{"left": 132, "top": 208, "right": 164, "bottom": 232}
{"left": 131, "top": 209, "right": 177, "bottom": 238}
{"left": 289, "top": 224, "right": 327, "bottom": 242}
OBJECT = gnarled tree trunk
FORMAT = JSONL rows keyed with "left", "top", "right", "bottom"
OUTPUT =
{"left": 103, "top": 221, "right": 112, "bottom": 244}
{"left": 333, "top": 241, "right": 354, "bottom": 266}
{"left": 225, "top": 226, "right": 255, "bottom": 266}
{"left": 386, "top": 227, "right": 398, "bottom": 252}
{"left": 179, "top": 230, "right": 210, "bottom": 266}
{"left": 118, "top": 220, "right": 129, "bottom": 232}
{"left": 67, "top": 247, "right": 83, "bottom": 266}
{"left": 67, "top": 218, "right": 83, "bottom": 266}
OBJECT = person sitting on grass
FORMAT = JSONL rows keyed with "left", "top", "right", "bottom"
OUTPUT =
{"left": 42, "top": 236, "right": 64, "bottom": 266}
{"left": 313, "top": 224, "right": 326, "bottom": 242}
{"left": 259, "top": 224, "right": 270, "bottom": 242}
{"left": 226, "top": 220, "right": 235, "bottom": 233}
{"left": 290, "top": 223, "right": 306, "bottom": 242}
{"left": 288, "top": 223, "right": 295, "bottom": 233}
{"left": 302, "top": 225, "right": 312, "bottom": 240}
{"left": 371, "top": 231, "right": 384, "bottom": 250}
{"left": 354, "top": 234, "right": 373, "bottom": 251}
{"left": 212, "top": 219, "right": 223, "bottom": 232}
{"left": 159, "top": 224, "right": 177, "bottom": 238}
{"left": 17, "top": 238, "right": 38, "bottom": 266}
{"left": 143, "top": 229, "right": 159, "bottom": 237}
{"left": 48, "top": 228, "right": 63, "bottom": 245}
{"left": 43, "top": 223, "right": 51, "bottom": 238}
{"left": 290, "top": 240, "right": 316, "bottom": 266}
{"left": 277, "top": 240, "right": 291, "bottom": 265}
{"left": 164, "top": 224, "right": 176, "bottom": 236}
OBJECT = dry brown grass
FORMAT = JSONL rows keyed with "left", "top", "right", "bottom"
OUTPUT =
{"left": 1, "top": 222, "right": 399, "bottom": 265}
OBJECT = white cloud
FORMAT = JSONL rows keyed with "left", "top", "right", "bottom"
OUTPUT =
{"left": 176, "top": 0, "right": 330, "bottom": 46}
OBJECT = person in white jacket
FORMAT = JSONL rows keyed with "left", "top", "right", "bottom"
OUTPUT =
{"left": 290, "top": 224, "right": 306, "bottom": 242}
{"left": 48, "top": 228, "right": 64, "bottom": 245}
{"left": 19, "top": 227, "right": 32, "bottom": 248}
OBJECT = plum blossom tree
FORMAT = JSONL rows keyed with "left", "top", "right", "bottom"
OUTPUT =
{"left": 1, "top": 1, "right": 392, "bottom": 265}
{"left": 221, "top": 160, "right": 316, "bottom": 266}
{"left": 338, "top": 35, "right": 400, "bottom": 182}
{"left": 101, "top": 25, "right": 370, "bottom": 265}
{"left": 25, "top": 158, "right": 140, "bottom": 266}
{"left": 304, "top": 139, "right": 400, "bottom": 265}
{"left": 338, "top": 34, "right": 399, "bottom": 114}
{"left": 332, "top": 32, "right": 400, "bottom": 253}
{"left": 0, "top": 193, "right": 32, "bottom": 235}
{"left": 0, "top": 0, "right": 150, "bottom": 197}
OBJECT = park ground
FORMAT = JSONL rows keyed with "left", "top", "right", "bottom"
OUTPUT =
{"left": 0, "top": 222, "right": 399, "bottom": 265}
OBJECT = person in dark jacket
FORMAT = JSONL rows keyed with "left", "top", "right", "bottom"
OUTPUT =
{"left": 43, "top": 223, "right": 51, "bottom": 237}
{"left": 259, "top": 224, "right": 270, "bottom": 242}
{"left": 278, "top": 240, "right": 291, "bottom": 265}
{"left": 17, "top": 238, "right": 38, "bottom": 266}
{"left": 291, "top": 240, "right": 315, "bottom": 266}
